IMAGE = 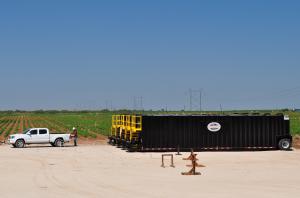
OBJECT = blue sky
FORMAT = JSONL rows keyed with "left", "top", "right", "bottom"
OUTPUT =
{"left": 0, "top": 0, "right": 299, "bottom": 110}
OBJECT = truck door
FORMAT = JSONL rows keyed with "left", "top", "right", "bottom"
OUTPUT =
{"left": 26, "top": 129, "right": 39, "bottom": 143}
{"left": 38, "top": 129, "right": 49, "bottom": 143}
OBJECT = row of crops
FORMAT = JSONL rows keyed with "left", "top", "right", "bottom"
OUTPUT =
{"left": 0, "top": 112, "right": 113, "bottom": 140}
{"left": 0, "top": 116, "right": 22, "bottom": 139}
{"left": 33, "top": 113, "right": 112, "bottom": 138}
{"left": 0, "top": 111, "right": 299, "bottom": 141}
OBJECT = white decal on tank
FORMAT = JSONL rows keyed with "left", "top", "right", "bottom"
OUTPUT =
{"left": 207, "top": 122, "right": 221, "bottom": 132}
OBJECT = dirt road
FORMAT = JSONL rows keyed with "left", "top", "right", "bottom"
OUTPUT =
{"left": 0, "top": 144, "right": 299, "bottom": 198}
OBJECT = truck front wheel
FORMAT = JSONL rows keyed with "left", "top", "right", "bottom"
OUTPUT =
{"left": 55, "top": 139, "right": 64, "bottom": 147}
{"left": 15, "top": 139, "right": 25, "bottom": 148}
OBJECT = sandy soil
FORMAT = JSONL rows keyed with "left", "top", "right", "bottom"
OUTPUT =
{"left": 293, "top": 135, "right": 300, "bottom": 149}
{"left": 0, "top": 144, "right": 299, "bottom": 198}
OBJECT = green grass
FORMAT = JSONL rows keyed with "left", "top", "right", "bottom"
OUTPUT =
{"left": 0, "top": 110, "right": 299, "bottom": 137}
{"left": 288, "top": 112, "right": 300, "bottom": 135}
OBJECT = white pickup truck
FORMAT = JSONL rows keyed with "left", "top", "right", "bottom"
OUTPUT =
{"left": 9, "top": 128, "right": 71, "bottom": 148}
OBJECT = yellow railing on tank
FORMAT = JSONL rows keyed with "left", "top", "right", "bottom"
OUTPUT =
{"left": 116, "top": 115, "right": 122, "bottom": 127}
{"left": 131, "top": 115, "right": 142, "bottom": 131}
{"left": 124, "top": 115, "right": 132, "bottom": 140}
{"left": 111, "top": 114, "right": 142, "bottom": 141}
{"left": 112, "top": 115, "right": 117, "bottom": 127}
{"left": 118, "top": 115, "right": 126, "bottom": 139}
{"left": 111, "top": 115, "right": 117, "bottom": 136}
{"left": 125, "top": 115, "right": 131, "bottom": 130}
{"left": 120, "top": 115, "right": 126, "bottom": 131}
{"left": 130, "top": 115, "right": 142, "bottom": 141}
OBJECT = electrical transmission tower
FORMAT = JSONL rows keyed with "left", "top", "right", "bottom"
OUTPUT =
{"left": 133, "top": 96, "right": 144, "bottom": 111}
{"left": 188, "top": 89, "right": 203, "bottom": 112}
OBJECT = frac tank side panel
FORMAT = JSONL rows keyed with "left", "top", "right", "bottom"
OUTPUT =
{"left": 139, "top": 115, "right": 291, "bottom": 150}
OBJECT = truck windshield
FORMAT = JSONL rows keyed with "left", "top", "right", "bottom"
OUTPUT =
{"left": 23, "top": 129, "right": 31, "bottom": 134}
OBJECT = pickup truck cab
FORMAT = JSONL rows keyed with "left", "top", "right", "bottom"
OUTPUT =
{"left": 9, "top": 128, "right": 71, "bottom": 148}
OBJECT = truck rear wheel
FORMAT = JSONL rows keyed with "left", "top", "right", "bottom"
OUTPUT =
{"left": 55, "top": 139, "right": 64, "bottom": 147}
{"left": 278, "top": 138, "right": 291, "bottom": 150}
{"left": 15, "top": 139, "right": 25, "bottom": 148}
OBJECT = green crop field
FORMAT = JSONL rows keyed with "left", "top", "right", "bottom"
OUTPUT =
{"left": 0, "top": 111, "right": 114, "bottom": 139}
{"left": 0, "top": 110, "right": 299, "bottom": 140}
